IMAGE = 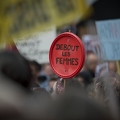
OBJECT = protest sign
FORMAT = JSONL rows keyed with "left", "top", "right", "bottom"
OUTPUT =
{"left": 49, "top": 32, "right": 85, "bottom": 78}
{"left": 96, "top": 19, "right": 120, "bottom": 60}
{"left": 95, "top": 62, "right": 109, "bottom": 77}
{"left": 0, "top": 0, "right": 90, "bottom": 44}
{"left": 15, "top": 26, "right": 56, "bottom": 64}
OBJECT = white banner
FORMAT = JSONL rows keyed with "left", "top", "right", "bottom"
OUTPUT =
{"left": 15, "top": 26, "right": 56, "bottom": 64}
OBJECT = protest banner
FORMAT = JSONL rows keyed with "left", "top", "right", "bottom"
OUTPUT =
{"left": 0, "top": 0, "right": 90, "bottom": 44}
{"left": 15, "top": 26, "right": 56, "bottom": 64}
{"left": 96, "top": 19, "right": 120, "bottom": 60}
{"left": 49, "top": 32, "right": 85, "bottom": 78}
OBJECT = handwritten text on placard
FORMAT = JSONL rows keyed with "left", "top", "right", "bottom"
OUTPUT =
{"left": 55, "top": 44, "right": 79, "bottom": 65}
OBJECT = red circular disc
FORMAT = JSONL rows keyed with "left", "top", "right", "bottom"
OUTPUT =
{"left": 49, "top": 32, "right": 85, "bottom": 78}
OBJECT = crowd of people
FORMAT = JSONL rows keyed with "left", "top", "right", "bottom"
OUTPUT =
{"left": 0, "top": 49, "right": 120, "bottom": 120}
{"left": 0, "top": 0, "right": 120, "bottom": 119}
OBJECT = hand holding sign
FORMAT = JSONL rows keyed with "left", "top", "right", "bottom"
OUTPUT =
{"left": 49, "top": 32, "right": 85, "bottom": 78}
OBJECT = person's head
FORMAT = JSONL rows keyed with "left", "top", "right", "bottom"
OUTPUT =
{"left": 0, "top": 50, "right": 32, "bottom": 88}
{"left": 94, "top": 72, "right": 120, "bottom": 111}
{"left": 30, "top": 60, "right": 41, "bottom": 79}
{"left": 86, "top": 53, "right": 98, "bottom": 72}
{"left": 75, "top": 71, "right": 93, "bottom": 87}
{"left": 52, "top": 91, "right": 114, "bottom": 120}
{"left": 75, "top": 75, "right": 85, "bottom": 86}
{"left": 32, "top": 87, "right": 51, "bottom": 99}
{"left": 43, "top": 63, "right": 54, "bottom": 77}
{"left": 65, "top": 78, "right": 83, "bottom": 92}
{"left": 52, "top": 78, "right": 83, "bottom": 97}
{"left": 108, "top": 61, "right": 117, "bottom": 73}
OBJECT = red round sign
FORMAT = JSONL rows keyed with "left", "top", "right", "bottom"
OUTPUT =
{"left": 49, "top": 32, "right": 85, "bottom": 78}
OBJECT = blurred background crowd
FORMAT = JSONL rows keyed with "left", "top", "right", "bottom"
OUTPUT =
{"left": 0, "top": 0, "right": 120, "bottom": 120}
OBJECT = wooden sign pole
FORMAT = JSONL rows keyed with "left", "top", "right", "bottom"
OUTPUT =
{"left": 116, "top": 61, "right": 120, "bottom": 75}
